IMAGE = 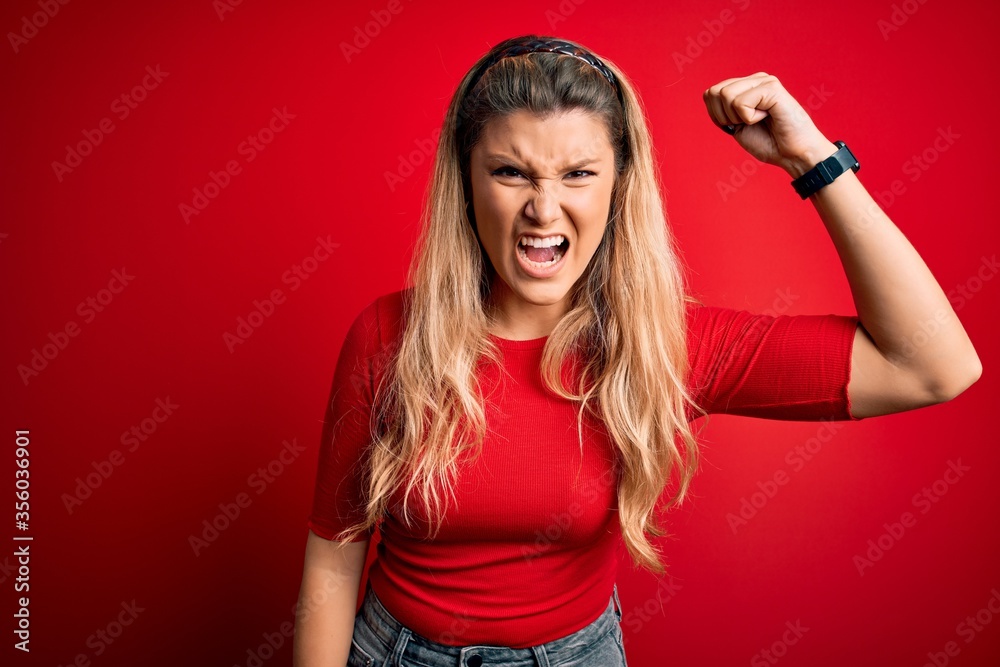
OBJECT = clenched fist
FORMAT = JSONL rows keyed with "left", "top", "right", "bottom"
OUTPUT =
{"left": 703, "top": 72, "right": 838, "bottom": 177}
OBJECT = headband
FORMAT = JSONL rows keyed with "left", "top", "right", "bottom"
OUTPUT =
{"left": 463, "top": 35, "right": 624, "bottom": 107}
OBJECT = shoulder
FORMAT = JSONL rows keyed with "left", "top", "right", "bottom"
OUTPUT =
{"left": 682, "top": 297, "right": 730, "bottom": 347}
{"left": 683, "top": 299, "right": 770, "bottom": 347}
{"left": 344, "top": 288, "right": 411, "bottom": 353}
{"left": 681, "top": 298, "right": 763, "bottom": 390}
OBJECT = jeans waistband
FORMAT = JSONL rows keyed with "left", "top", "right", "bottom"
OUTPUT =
{"left": 359, "top": 580, "right": 623, "bottom": 662}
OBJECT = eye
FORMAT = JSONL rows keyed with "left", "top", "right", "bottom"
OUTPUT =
{"left": 490, "top": 167, "right": 595, "bottom": 180}
{"left": 492, "top": 166, "right": 522, "bottom": 178}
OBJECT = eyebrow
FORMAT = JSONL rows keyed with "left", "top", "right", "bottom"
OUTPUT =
{"left": 483, "top": 153, "right": 599, "bottom": 172}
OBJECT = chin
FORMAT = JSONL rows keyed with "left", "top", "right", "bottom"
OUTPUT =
{"left": 515, "top": 283, "right": 570, "bottom": 305}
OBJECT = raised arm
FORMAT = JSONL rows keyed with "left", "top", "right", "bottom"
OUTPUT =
{"left": 703, "top": 73, "right": 981, "bottom": 418}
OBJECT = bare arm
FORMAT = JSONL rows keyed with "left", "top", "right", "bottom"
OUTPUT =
{"left": 293, "top": 530, "right": 370, "bottom": 667}
{"left": 704, "top": 74, "right": 982, "bottom": 419}
{"left": 795, "top": 164, "right": 982, "bottom": 418}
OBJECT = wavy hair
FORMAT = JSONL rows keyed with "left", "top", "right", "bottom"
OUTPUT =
{"left": 330, "top": 34, "right": 707, "bottom": 576}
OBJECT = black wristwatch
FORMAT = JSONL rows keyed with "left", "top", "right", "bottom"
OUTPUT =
{"left": 790, "top": 141, "right": 859, "bottom": 199}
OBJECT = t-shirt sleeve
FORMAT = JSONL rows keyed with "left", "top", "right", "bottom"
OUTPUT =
{"left": 306, "top": 299, "right": 384, "bottom": 542}
{"left": 686, "top": 303, "right": 864, "bottom": 421}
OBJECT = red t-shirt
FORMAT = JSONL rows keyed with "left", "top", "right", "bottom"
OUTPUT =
{"left": 307, "top": 289, "right": 863, "bottom": 647}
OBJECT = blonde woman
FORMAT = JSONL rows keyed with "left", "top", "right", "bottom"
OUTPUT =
{"left": 293, "top": 35, "right": 981, "bottom": 667}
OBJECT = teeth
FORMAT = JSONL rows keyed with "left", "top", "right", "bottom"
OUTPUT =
{"left": 518, "top": 235, "right": 565, "bottom": 248}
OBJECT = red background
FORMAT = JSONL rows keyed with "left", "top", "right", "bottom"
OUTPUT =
{"left": 2, "top": 0, "right": 998, "bottom": 665}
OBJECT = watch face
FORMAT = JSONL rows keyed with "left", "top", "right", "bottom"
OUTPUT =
{"left": 836, "top": 142, "right": 859, "bottom": 172}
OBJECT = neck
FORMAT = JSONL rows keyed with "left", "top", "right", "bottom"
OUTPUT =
{"left": 487, "top": 281, "right": 569, "bottom": 341}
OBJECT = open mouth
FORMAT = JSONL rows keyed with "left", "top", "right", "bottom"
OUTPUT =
{"left": 517, "top": 234, "right": 570, "bottom": 269}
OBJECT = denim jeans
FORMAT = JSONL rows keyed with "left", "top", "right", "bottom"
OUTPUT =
{"left": 348, "top": 580, "right": 628, "bottom": 666}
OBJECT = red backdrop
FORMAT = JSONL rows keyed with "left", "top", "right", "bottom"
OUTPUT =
{"left": 2, "top": 0, "right": 998, "bottom": 665}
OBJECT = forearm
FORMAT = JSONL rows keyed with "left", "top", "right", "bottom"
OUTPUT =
{"left": 783, "top": 143, "right": 982, "bottom": 396}
{"left": 702, "top": 74, "right": 980, "bottom": 401}
{"left": 292, "top": 532, "right": 368, "bottom": 667}
{"left": 293, "top": 563, "right": 363, "bottom": 666}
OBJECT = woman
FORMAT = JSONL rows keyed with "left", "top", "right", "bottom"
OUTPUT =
{"left": 293, "top": 34, "right": 981, "bottom": 666}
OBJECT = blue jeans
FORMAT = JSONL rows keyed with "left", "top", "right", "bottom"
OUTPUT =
{"left": 348, "top": 580, "right": 629, "bottom": 666}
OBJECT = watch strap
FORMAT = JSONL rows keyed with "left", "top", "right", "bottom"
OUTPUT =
{"left": 791, "top": 141, "right": 860, "bottom": 199}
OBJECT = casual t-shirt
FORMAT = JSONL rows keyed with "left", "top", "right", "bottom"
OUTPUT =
{"left": 307, "top": 289, "right": 862, "bottom": 647}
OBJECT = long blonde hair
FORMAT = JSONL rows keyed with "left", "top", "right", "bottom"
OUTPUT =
{"left": 330, "top": 35, "right": 707, "bottom": 576}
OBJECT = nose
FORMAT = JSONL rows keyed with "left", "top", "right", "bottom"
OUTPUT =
{"left": 524, "top": 187, "right": 561, "bottom": 228}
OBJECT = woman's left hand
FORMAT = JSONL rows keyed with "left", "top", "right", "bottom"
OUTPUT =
{"left": 703, "top": 72, "right": 837, "bottom": 177}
